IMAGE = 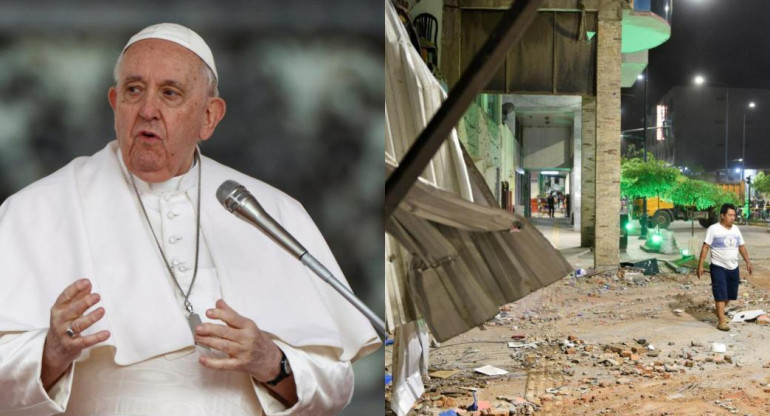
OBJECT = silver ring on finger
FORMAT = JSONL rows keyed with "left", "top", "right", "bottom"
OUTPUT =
{"left": 65, "top": 323, "right": 78, "bottom": 338}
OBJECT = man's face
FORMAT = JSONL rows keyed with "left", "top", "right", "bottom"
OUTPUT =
{"left": 109, "top": 39, "right": 225, "bottom": 183}
{"left": 721, "top": 209, "right": 736, "bottom": 226}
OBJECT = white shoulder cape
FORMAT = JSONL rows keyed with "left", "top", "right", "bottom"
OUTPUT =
{"left": 0, "top": 141, "right": 379, "bottom": 364}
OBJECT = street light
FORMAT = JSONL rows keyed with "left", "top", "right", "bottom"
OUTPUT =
{"left": 742, "top": 102, "right": 756, "bottom": 173}
{"left": 742, "top": 101, "right": 756, "bottom": 217}
{"left": 637, "top": 69, "right": 649, "bottom": 238}
{"left": 693, "top": 75, "right": 729, "bottom": 171}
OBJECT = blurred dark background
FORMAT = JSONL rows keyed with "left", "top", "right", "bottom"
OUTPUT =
{"left": 0, "top": 1, "right": 384, "bottom": 414}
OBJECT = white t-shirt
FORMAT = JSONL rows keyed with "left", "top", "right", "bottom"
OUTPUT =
{"left": 704, "top": 223, "right": 744, "bottom": 270}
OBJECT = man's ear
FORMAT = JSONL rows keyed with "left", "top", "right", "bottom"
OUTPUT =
{"left": 199, "top": 97, "right": 226, "bottom": 142}
{"left": 108, "top": 87, "right": 117, "bottom": 111}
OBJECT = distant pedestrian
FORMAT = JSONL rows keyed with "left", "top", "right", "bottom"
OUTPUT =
{"left": 565, "top": 193, "right": 571, "bottom": 222}
{"left": 696, "top": 203, "right": 753, "bottom": 331}
{"left": 546, "top": 193, "right": 555, "bottom": 218}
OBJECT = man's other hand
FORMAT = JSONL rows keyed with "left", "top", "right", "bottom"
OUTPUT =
{"left": 42, "top": 278, "right": 110, "bottom": 390}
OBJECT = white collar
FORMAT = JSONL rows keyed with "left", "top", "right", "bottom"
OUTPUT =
{"left": 116, "top": 147, "right": 199, "bottom": 195}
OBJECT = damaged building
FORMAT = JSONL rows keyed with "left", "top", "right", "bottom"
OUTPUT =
{"left": 385, "top": 0, "right": 671, "bottom": 414}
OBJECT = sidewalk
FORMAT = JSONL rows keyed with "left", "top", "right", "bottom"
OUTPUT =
{"left": 531, "top": 216, "right": 770, "bottom": 271}
{"left": 530, "top": 217, "right": 702, "bottom": 271}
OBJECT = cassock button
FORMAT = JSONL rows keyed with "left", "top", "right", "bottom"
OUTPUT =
{"left": 167, "top": 211, "right": 178, "bottom": 219}
{"left": 169, "top": 236, "right": 182, "bottom": 244}
{"left": 178, "top": 264, "right": 189, "bottom": 272}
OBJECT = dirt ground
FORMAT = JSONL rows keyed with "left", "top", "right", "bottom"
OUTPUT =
{"left": 386, "top": 259, "right": 770, "bottom": 415}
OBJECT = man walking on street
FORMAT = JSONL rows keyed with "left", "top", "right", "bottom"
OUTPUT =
{"left": 697, "top": 203, "right": 753, "bottom": 331}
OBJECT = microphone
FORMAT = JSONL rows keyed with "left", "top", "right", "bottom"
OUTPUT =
{"left": 216, "top": 180, "right": 307, "bottom": 260}
{"left": 216, "top": 180, "right": 387, "bottom": 340}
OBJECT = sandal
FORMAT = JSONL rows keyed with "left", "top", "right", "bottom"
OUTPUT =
{"left": 717, "top": 322, "right": 730, "bottom": 331}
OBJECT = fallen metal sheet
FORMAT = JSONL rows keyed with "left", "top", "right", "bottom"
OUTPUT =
{"left": 387, "top": 166, "right": 572, "bottom": 342}
{"left": 385, "top": 0, "right": 474, "bottom": 333}
{"left": 392, "top": 170, "right": 521, "bottom": 231}
{"left": 384, "top": 0, "right": 473, "bottom": 203}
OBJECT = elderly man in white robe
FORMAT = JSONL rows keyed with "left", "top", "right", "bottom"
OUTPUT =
{"left": 0, "top": 23, "right": 379, "bottom": 415}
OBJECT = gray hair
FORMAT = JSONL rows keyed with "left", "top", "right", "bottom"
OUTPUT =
{"left": 112, "top": 51, "right": 219, "bottom": 97}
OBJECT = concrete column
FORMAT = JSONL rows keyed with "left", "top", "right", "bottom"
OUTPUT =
{"left": 580, "top": 97, "right": 596, "bottom": 247}
{"left": 594, "top": 2, "right": 623, "bottom": 268}
{"left": 572, "top": 107, "right": 582, "bottom": 232}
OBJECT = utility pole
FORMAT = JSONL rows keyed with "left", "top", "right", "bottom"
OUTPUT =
{"left": 640, "top": 69, "right": 648, "bottom": 239}
{"left": 743, "top": 111, "right": 748, "bottom": 218}
{"left": 742, "top": 102, "right": 756, "bottom": 218}
{"left": 724, "top": 88, "right": 730, "bottom": 171}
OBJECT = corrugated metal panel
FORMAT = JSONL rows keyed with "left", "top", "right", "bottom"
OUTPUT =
{"left": 387, "top": 164, "right": 573, "bottom": 342}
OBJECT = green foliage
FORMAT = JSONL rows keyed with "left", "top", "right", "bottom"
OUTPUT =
{"left": 713, "top": 187, "right": 740, "bottom": 207}
{"left": 752, "top": 172, "right": 770, "bottom": 196}
{"left": 665, "top": 177, "right": 740, "bottom": 210}
{"left": 621, "top": 155, "right": 742, "bottom": 211}
{"left": 665, "top": 177, "right": 717, "bottom": 210}
{"left": 620, "top": 155, "right": 680, "bottom": 199}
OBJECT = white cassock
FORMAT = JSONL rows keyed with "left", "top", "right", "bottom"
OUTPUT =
{"left": 0, "top": 141, "right": 380, "bottom": 416}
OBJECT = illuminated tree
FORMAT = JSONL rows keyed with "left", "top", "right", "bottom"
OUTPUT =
{"left": 665, "top": 177, "right": 739, "bottom": 209}
{"left": 752, "top": 171, "right": 770, "bottom": 196}
{"left": 620, "top": 155, "right": 680, "bottom": 199}
{"left": 666, "top": 177, "right": 716, "bottom": 210}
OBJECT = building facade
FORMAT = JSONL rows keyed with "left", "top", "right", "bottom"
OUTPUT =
{"left": 649, "top": 86, "right": 770, "bottom": 180}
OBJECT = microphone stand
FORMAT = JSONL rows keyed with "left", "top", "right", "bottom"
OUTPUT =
{"left": 299, "top": 253, "right": 387, "bottom": 341}
{"left": 218, "top": 181, "right": 387, "bottom": 341}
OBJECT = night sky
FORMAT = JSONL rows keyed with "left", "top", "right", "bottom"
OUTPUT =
{"left": 621, "top": 0, "right": 770, "bottom": 129}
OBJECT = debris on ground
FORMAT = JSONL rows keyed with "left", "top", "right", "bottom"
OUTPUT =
{"left": 474, "top": 365, "right": 509, "bottom": 376}
{"left": 386, "top": 265, "right": 770, "bottom": 415}
{"left": 730, "top": 309, "right": 766, "bottom": 322}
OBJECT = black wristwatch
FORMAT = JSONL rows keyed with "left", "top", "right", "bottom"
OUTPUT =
{"left": 266, "top": 350, "right": 292, "bottom": 386}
